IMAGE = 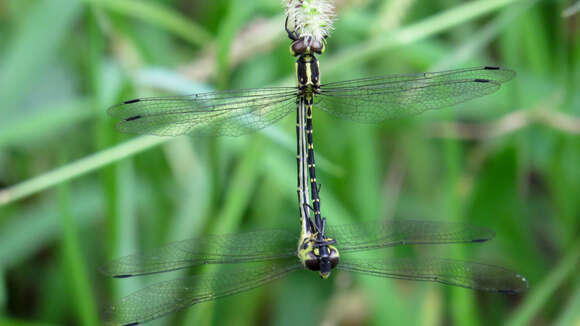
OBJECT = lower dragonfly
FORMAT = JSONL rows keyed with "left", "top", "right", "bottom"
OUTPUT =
{"left": 102, "top": 219, "right": 528, "bottom": 326}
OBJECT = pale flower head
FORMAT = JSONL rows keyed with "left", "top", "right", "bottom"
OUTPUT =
{"left": 283, "top": 0, "right": 336, "bottom": 45}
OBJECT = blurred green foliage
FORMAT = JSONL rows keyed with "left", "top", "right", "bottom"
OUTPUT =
{"left": 0, "top": 0, "right": 579, "bottom": 325}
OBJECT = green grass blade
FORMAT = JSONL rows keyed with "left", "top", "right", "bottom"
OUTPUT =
{"left": 86, "top": 0, "right": 212, "bottom": 47}
{"left": 181, "top": 135, "right": 266, "bottom": 325}
{"left": 506, "top": 239, "right": 580, "bottom": 326}
{"left": 57, "top": 178, "right": 100, "bottom": 326}
{"left": 0, "top": 136, "right": 166, "bottom": 206}
{"left": 0, "top": 186, "right": 103, "bottom": 269}
{"left": 554, "top": 275, "right": 580, "bottom": 326}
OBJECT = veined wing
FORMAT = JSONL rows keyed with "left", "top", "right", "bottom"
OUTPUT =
{"left": 337, "top": 257, "right": 528, "bottom": 293}
{"left": 101, "top": 229, "right": 298, "bottom": 278}
{"left": 326, "top": 220, "right": 494, "bottom": 253}
{"left": 104, "top": 261, "right": 302, "bottom": 326}
{"left": 108, "top": 87, "right": 299, "bottom": 136}
{"left": 315, "top": 66, "right": 515, "bottom": 123}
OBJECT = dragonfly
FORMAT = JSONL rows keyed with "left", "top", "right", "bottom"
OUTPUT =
{"left": 102, "top": 219, "right": 528, "bottom": 326}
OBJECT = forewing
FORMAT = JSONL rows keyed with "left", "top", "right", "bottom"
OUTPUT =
{"left": 108, "top": 87, "right": 298, "bottom": 136}
{"left": 101, "top": 229, "right": 298, "bottom": 278}
{"left": 316, "top": 66, "right": 515, "bottom": 123}
{"left": 337, "top": 257, "right": 528, "bottom": 293}
{"left": 326, "top": 220, "right": 494, "bottom": 253}
{"left": 103, "top": 261, "right": 302, "bottom": 326}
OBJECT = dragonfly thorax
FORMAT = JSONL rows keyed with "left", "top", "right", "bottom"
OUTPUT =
{"left": 296, "top": 54, "right": 321, "bottom": 93}
{"left": 298, "top": 235, "right": 339, "bottom": 279}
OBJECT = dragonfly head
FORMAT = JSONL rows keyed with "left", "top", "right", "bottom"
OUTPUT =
{"left": 290, "top": 38, "right": 326, "bottom": 57}
{"left": 299, "top": 236, "right": 340, "bottom": 279}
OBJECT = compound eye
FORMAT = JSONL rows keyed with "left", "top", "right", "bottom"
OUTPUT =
{"left": 329, "top": 256, "right": 339, "bottom": 269}
{"left": 304, "top": 254, "right": 320, "bottom": 271}
{"left": 310, "top": 40, "right": 324, "bottom": 54}
{"left": 291, "top": 40, "right": 307, "bottom": 56}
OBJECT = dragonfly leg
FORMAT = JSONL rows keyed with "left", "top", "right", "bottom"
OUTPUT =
{"left": 285, "top": 16, "right": 299, "bottom": 41}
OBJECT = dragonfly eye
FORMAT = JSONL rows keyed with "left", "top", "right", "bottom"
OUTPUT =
{"left": 309, "top": 40, "right": 325, "bottom": 54}
{"left": 290, "top": 39, "right": 307, "bottom": 56}
{"left": 304, "top": 252, "right": 320, "bottom": 271}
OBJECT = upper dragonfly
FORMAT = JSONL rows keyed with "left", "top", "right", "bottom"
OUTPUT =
{"left": 108, "top": 16, "right": 515, "bottom": 137}
{"left": 108, "top": 15, "right": 514, "bottom": 138}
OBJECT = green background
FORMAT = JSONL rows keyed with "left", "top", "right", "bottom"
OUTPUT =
{"left": 1, "top": 0, "right": 579, "bottom": 325}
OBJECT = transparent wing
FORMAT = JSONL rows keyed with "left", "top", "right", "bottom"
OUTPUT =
{"left": 101, "top": 229, "right": 298, "bottom": 278}
{"left": 103, "top": 261, "right": 302, "bottom": 326}
{"left": 326, "top": 220, "right": 494, "bottom": 253}
{"left": 108, "top": 87, "right": 299, "bottom": 136}
{"left": 337, "top": 257, "right": 528, "bottom": 293}
{"left": 315, "top": 66, "right": 515, "bottom": 123}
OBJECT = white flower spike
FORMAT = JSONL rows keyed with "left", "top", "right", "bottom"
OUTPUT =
{"left": 283, "top": 0, "right": 336, "bottom": 45}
